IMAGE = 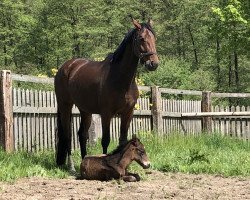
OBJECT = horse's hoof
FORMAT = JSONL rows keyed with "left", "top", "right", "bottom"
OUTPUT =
{"left": 68, "top": 165, "right": 76, "bottom": 175}
{"left": 70, "top": 170, "right": 78, "bottom": 177}
{"left": 133, "top": 174, "right": 141, "bottom": 181}
{"left": 123, "top": 176, "right": 137, "bottom": 182}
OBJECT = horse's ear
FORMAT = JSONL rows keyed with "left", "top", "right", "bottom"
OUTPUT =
{"left": 133, "top": 19, "right": 142, "bottom": 30}
{"left": 131, "top": 140, "right": 137, "bottom": 147}
{"left": 130, "top": 15, "right": 141, "bottom": 30}
{"left": 148, "top": 18, "right": 153, "bottom": 27}
{"left": 131, "top": 134, "right": 138, "bottom": 146}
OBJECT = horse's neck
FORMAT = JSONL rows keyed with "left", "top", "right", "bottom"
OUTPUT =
{"left": 118, "top": 151, "right": 133, "bottom": 169}
{"left": 106, "top": 149, "right": 133, "bottom": 170}
{"left": 110, "top": 43, "right": 139, "bottom": 90}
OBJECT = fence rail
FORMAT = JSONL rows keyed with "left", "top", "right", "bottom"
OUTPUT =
{"left": 0, "top": 70, "right": 250, "bottom": 152}
{"left": 182, "top": 111, "right": 250, "bottom": 117}
{"left": 12, "top": 73, "right": 54, "bottom": 84}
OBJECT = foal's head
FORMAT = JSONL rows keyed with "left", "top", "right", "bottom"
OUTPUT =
{"left": 127, "top": 136, "right": 150, "bottom": 169}
{"left": 131, "top": 18, "right": 159, "bottom": 71}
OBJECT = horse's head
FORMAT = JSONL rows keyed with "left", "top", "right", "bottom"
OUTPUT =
{"left": 132, "top": 18, "right": 159, "bottom": 71}
{"left": 129, "top": 135, "right": 150, "bottom": 169}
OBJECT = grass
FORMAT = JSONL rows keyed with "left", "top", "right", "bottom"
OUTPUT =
{"left": 0, "top": 150, "right": 69, "bottom": 182}
{"left": 142, "top": 133, "right": 250, "bottom": 176}
{"left": 0, "top": 133, "right": 250, "bottom": 182}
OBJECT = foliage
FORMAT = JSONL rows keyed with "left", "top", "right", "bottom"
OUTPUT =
{"left": 139, "top": 56, "right": 192, "bottom": 89}
{"left": 0, "top": 0, "right": 249, "bottom": 94}
{"left": 139, "top": 56, "right": 217, "bottom": 91}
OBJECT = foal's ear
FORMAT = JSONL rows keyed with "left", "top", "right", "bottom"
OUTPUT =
{"left": 131, "top": 134, "right": 138, "bottom": 146}
{"left": 131, "top": 140, "right": 138, "bottom": 147}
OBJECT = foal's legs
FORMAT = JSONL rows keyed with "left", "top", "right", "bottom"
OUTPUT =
{"left": 101, "top": 114, "right": 112, "bottom": 154}
{"left": 119, "top": 108, "right": 134, "bottom": 145}
{"left": 78, "top": 111, "right": 92, "bottom": 159}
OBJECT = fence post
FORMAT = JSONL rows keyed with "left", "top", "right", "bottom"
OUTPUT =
{"left": 201, "top": 91, "right": 212, "bottom": 133}
{"left": 0, "top": 70, "right": 14, "bottom": 152}
{"left": 151, "top": 86, "right": 163, "bottom": 134}
{"left": 88, "top": 114, "right": 102, "bottom": 145}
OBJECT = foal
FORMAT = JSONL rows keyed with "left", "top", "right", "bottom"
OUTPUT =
{"left": 80, "top": 136, "right": 150, "bottom": 182}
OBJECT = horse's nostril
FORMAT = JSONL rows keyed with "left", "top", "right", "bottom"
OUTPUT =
{"left": 143, "top": 162, "right": 151, "bottom": 169}
{"left": 152, "top": 62, "right": 158, "bottom": 69}
{"left": 145, "top": 60, "right": 158, "bottom": 71}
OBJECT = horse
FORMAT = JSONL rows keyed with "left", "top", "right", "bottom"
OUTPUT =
{"left": 54, "top": 17, "right": 159, "bottom": 171}
{"left": 80, "top": 135, "right": 150, "bottom": 182}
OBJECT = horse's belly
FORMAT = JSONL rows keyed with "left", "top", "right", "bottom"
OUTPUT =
{"left": 70, "top": 87, "right": 101, "bottom": 113}
{"left": 67, "top": 62, "right": 104, "bottom": 113}
{"left": 80, "top": 157, "right": 116, "bottom": 181}
{"left": 74, "top": 101, "right": 100, "bottom": 114}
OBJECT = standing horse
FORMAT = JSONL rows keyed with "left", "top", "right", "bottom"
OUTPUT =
{"left": 55, "top": 17, "right": 159, "bottom": 171}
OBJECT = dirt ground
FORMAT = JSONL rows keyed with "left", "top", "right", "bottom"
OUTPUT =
{"left": 0, "top": 170, "right": 249, "bottom": 200}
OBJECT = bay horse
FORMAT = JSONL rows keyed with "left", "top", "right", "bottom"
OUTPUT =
{"left": 80, "top": 135, "right": 150, "bottom": 181}
{"left": 54, "top": 17, "right": 159, "bottom": 171}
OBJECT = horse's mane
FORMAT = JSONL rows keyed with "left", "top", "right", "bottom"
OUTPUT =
{"left": 140, "top": 23, "right": 155, "bottom": 36}
{"left": 108, "top": 138, "right": 136, "bottom": 155}
{"left": 110, "top": 29, "right": 136, "bottom": 64}
{"left": 111, "top": 23, "right": 155, "bottom": 64}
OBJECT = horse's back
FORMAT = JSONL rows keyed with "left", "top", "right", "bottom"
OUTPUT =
{"left": 55, "top": 58, "right": 90, "bottom": 91}
{"left": 55, "top": 58, "right": 108, "bottom": 112}
{"left": 56, "top": 58, "right": 103, "bottom": 81}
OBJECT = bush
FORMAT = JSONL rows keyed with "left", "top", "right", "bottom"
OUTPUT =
{"left": 139, "top": 56, "right": 217, "bottom": 91}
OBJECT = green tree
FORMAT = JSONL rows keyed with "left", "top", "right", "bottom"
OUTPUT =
{"left": 211, "top": 0, "right": 249, "bottom": 93}
{"left": 0, "top": 0, "right": 29, "bottom": 69}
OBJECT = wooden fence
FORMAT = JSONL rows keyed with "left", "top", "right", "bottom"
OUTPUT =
{"left": 11, "top": 88, "right": 153, "bottom": 152}
{"left": 0, "top": 70, "right": 250, "bottom": 152}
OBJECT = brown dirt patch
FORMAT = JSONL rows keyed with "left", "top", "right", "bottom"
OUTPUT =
{"left": 0, "top": 171, "right": 249, "bottom": 200}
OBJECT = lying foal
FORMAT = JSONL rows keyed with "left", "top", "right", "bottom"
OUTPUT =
{"left": 80, "top": 136, "right": 150, "bottom": 182}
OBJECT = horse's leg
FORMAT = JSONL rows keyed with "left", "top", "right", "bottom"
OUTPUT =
{"left": 125, "top": 170, "right": 141, "bottom": 181}
{"left": 56, "top": 103, "right": 74, "bottom": 171}
{"left": 78, "top": 111, "right": 92, "bottom": 159}
{"left": 122, "top": 168, "right": 140, "bottom": 182}
{"left": 101, "top": 115, "right": 112, "bottom": 154}
{"left": 119, "top": 108, "right": 134, "bottom": 145}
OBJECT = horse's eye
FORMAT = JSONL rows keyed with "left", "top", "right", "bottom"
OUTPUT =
{"left": 138, "top": 150, "right": 144, "bottom": 156}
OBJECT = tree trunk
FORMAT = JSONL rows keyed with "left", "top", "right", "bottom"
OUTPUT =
{"left": 71, "top": 10, "right": 80, "bottom": 58}
{"left": 3, "top": 44, "right": 7, "bottom": 66}
{"left": 216, "top": 37, "right": 221, "bottom": 90}
{"left": 181, "top": 24, "right": 186, "bottom": 59}
{"left": 3, "top": 20, "right": 7, "bottom": 66}
{"left": 228, "top": 55, "right": 232, "bottom": 88}
{"left": 57, "top": 56, "right": 60, "bottom": 67}
{"left": 187, "top": 25, "right": 198, "bottom": 69}
{"left": 228, "top": 54, "right": 233, "bottom": 106}
{"left": 234, "top": 51, "right": 239, "bottom": 92}
{"left": 176, "top": 26, "right": 182, "bottom": 58}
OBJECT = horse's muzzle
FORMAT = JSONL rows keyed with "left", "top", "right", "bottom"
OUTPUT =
{"left": 142, "top": 161, "right": 151, "bottom": 169}
{"left": 145, "top": 60, "right": 158, "bottom": 71}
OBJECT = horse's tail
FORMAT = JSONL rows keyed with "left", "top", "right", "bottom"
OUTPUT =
{"left": 56, "top": 110, "right": 67, "bottom": 166}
